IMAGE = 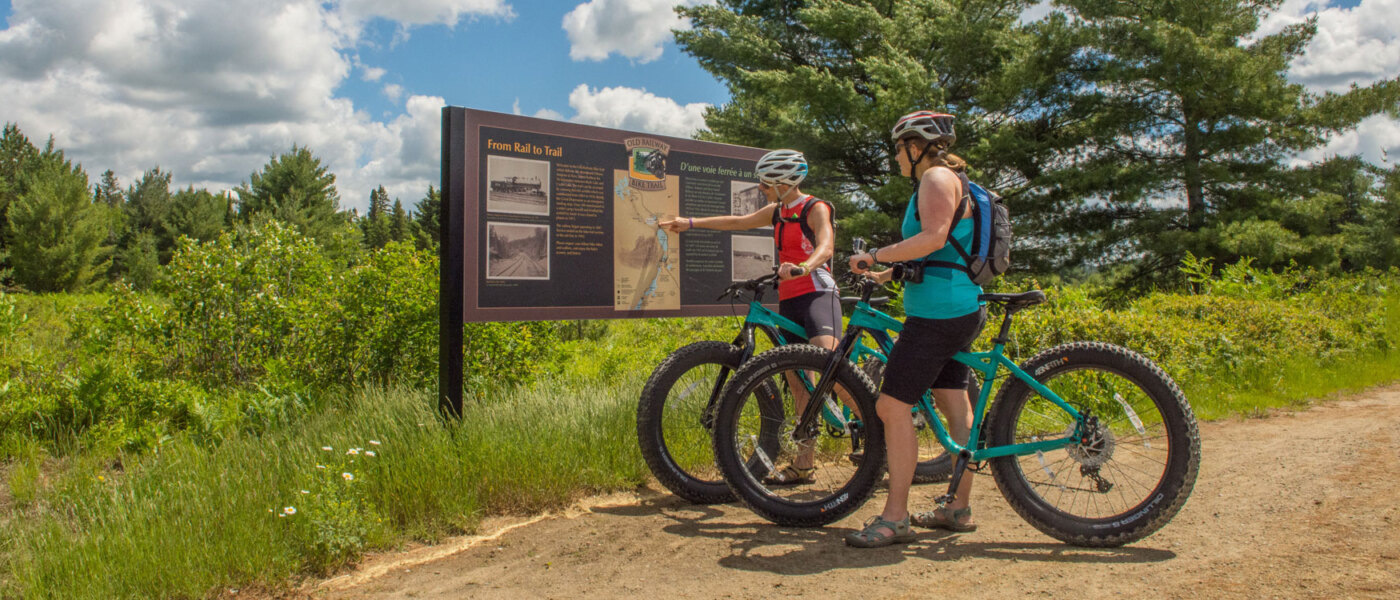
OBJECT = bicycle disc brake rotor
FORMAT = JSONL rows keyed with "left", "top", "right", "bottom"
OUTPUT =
{"left": 1064, "top": 419, "right": 1115, "bottom": 468}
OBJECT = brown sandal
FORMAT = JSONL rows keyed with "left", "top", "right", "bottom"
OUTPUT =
{"left": 911, "top": 505, "right": 977, "bottom": 532}
{"left": 763, "top": 464, "right": 815, "bottom": 486}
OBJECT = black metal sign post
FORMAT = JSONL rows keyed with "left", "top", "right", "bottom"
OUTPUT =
{"left": 440, "top": 106, "right": 772, "bottom": 416}
{"left": 440, "top": 107, "right": 467, "bottom": 418}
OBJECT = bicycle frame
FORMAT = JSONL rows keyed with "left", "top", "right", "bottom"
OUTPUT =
{"left": 704, "top": 281, "right": 888, "bottom": 431}
{"left": 794, "top": 285, "right": 1087, "bottom": 462}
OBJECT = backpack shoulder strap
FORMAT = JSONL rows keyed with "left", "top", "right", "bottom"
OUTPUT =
{"left": 798, "top": 197, "right": 833, "bottom": 239}
{"left": 942, "top": 173, "right": 974, "bottom": 265}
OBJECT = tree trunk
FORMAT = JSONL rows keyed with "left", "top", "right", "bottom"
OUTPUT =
{"left": 1182, "top": 116, "right": 1205, "bottom": 231}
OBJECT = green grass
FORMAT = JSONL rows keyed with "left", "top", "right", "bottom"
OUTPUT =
{"left": 1181, "top": 299, "right": 1400, "bottom": 420}
{"left": 4, "top": 277, "right": 1400, "bottom": 598}
{"left": 0, "top": 376, "right": 648, "bottom": 599}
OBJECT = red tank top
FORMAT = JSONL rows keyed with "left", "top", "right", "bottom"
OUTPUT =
{"left": 774, "top": 195, "right": 835, "bottom": 300}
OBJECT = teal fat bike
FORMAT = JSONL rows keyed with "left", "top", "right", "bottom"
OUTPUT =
{"left": 637, "top": 269, "right": 960, "bottom": 504}
{"left": 711, "top": 262, "right": 1201, "bottom": 547}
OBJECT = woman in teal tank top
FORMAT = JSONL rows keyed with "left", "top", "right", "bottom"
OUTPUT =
{"left": 844, "top": 111, "right": 986, "bottom": 548}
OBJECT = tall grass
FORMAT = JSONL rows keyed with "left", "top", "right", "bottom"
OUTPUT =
{"left": 1, "top": 376, "right": 646, "bottom": 599}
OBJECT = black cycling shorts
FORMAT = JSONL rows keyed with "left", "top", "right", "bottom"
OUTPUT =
{"left": 880, "top": 307, "right": 987, "bottom": 405}
{"left": 778, "top": 290, "right": 842, "bottom": 341}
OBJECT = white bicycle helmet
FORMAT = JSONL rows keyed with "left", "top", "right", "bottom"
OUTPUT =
{"left": 890, "top": 111, "right": 956, "bottom": 146}
{"left": 755, "top": 149, "right": 808, "bottom": 186}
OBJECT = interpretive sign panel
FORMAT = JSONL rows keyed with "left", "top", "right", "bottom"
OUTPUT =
{"left": 441, "top": 107, "right": 773, "bottom": 324}
{"left": 439, "top": 107, "right": 774, "bottom": 414}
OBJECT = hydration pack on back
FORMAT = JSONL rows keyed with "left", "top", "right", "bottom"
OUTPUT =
{"left": 918, "top": 172, "right": 1011, "bottom": 285}
{"left": 771, "top": 196, "right": 834, "bottom": 253}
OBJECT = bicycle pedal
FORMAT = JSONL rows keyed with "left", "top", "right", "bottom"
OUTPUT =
{"left": 847, "top": 451, "right": 865, "bottom": 466}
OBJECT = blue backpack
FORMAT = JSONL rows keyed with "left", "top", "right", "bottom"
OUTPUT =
{"left": 917, "top": 172, "right": 1012, "bottom": 285}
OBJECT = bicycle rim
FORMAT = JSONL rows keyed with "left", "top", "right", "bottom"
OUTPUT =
{"left": 727, "top": 367, "right": 869, "bottom": 510}
{"left": 1004, "top": 365, "right": 1174, "bottom": 521}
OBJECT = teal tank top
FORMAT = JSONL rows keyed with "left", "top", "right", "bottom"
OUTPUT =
{"left": 900, "top": 193, "right": 983, "bottom": 319}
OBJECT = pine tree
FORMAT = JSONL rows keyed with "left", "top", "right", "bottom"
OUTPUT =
{"left": 94, "top": 169, "right": 124, "bottom": 207}
{"left": 0, "top": 124, "right": 41, "bottom": 280}
{"left": 6, "top": 145, "right": 111, "bottom": 292}
{"left": 1039, "top": 0, "right": 1400, "bottom": 282}
{"left": 413, "top": 185, "right": 442, "bottom": 250}
{"left": 167, "top": 186, "right": 230, "bottom": 244}
{"left": 676, "top": 0, "right": 1064, "bottom": 252}
{"left": 235, "top": 145, "right": 346, "bottom": 246}
{"left": 123, "top": 167, "right": 174, "bottom": 257}
{"left": 389, "top": 198, "right": 409, "bottom": 243}
{"left": 361, "top": 185, "right": 391, "bottom": 249}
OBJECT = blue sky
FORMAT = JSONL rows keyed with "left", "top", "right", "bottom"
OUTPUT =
{"left": 0, "top": 0, "right": 1395, "bottom": 212}
{"left": 339, "top": 3, "right": 727, "bottom": 123}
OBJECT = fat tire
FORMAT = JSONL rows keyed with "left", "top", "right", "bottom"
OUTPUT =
{"left": 986, "top": 342, "right": 1200, "bottom": 547}
{"left": 712, "top": 344, "right": 885, "bottom": 527}
{"left": 638, "top": 341, "right": 781, "bottom": 504}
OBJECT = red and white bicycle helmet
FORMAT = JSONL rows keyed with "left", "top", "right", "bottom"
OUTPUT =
{"left": 890, "top": 111, "right": 956, "bottom": 146}
{"left": 755, "top": 149, "right": 808, "bottom": 186}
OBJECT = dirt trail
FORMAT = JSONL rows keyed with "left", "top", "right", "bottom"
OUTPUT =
{"left": 314, "top": 387, "right": 1400, "bottom": 599}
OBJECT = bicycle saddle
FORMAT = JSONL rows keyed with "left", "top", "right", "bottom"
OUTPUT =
{"left": 977, "top": 290, "right": 1046, "bottom": 309}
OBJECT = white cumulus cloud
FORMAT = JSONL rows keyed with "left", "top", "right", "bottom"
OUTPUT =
{"left": 0, "top": 0, "right": 512, "bottom": 211}
{"left": 1258, "top": 0, "right": 1400, "bottom": 165}
{"left": 562, "top": 0, "right": 709, "bottom": 63}
{"left": 566, "top": 84, "right": 709, "bottom": 138}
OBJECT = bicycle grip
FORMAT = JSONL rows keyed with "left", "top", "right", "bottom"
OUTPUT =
{"left": 855, "top": 260, "right": 869, "bottom": 271}
{"left": 790, "top": 266, "right": 806, "bottom": 277}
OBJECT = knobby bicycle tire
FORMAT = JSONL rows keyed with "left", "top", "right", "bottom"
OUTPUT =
{"left": 986, "top": 342, "right": 1200, "bottom": 547}
{"left": 637, "top": 341, "right": 782, "bottom": 504}
{"left": 711, "top": 345, "right": 885, "bottom": 526}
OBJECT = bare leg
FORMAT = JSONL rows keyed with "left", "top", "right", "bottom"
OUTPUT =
{"left": 780, "top": 334, "right": 844, "bottom": 471}
{"left": 931, "top": 386, "right": 975, "bottom": 522}
{"left": 878, "top": 393, "right": 916, "bottom": 522}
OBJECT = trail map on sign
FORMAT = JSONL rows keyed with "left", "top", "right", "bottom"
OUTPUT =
{"left": 614, "top": 172, "right": 680, "bottom": 311}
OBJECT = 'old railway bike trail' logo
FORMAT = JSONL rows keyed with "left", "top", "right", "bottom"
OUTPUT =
{"left": 624, "top": 137, "right": 669, "bottom": 191}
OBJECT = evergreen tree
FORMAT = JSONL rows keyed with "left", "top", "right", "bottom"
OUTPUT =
{"left": 1039, "top": 0, "right": 1400, "bottom": 282}
{"left": 94, "top": 169, "right": 124, "bottom": 207}
{"left": 413, "top": 185, "right": 442, "bottom": 250}
{"left": 361, "top": 185, "right": 391, "bottom": 249}
{"left": 0, "top": 124, "right": 41, "bottom": 280}
{"left": 123, "top": 167, "right": 174, "bottom": 253}
{"left": 167, "top": 187, "right": 230, "bottom": 244}
{"left": 6, "top": 146, "right": 111, "bottom": 292}
{"left": 389, "top": 198, "right": 410, "bottom": 243}
{"left": 676, "top": 0, "right": 1065, "bottom": 252}
{"left": 235, "top": 145, "right": 346, "bottom": 245}
{"left": 119, "top": 232, "right": 162, "bottom": 291}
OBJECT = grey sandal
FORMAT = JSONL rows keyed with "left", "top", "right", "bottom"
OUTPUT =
{"left": 845, "top": 515, "right": 916, "bottom": 548}
{"left": 763, "top": 464, "right": 815, "bottom": 486}
{"left": 911, "top": 505, "right": 977, "bottom": 532}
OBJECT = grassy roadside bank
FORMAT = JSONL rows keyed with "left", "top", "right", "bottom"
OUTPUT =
{"left": 2, "top": 267, "right": 1398, "bottom": 598}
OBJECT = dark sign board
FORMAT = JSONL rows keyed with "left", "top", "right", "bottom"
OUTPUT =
{"left": 439, "top": 107, "right": 776, "bottom": 414}
{"left": 443, "top": 107, "right": 777, "bottom": 321}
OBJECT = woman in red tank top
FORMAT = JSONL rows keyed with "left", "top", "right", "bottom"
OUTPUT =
{"left": 660, "top": 149, "right": 842, "bottom": 485}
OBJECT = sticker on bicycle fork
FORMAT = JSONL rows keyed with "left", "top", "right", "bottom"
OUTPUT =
{"left": 749, "top": 434, "right": 776, "bottom": 477}
{"left": 825, "top": 398, "right": 849, "bottom": 433}
{"left": 1114, "top": 392, "right": 1150, "bottom": 448}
